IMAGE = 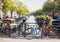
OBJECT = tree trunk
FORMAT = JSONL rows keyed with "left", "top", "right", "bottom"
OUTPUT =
{"left": 17, "top": 12, "right": 20, "bottom": 18}
{"left": 3, "top": 12, "right": 7, "bottom": 19}
{"left": 52, "top": 10, "right": 55, "bottom": 16}
{"left": 11, "top": 11, "right": 13, "bottom": 18}
{"left": 18, "top": 13, "right": 20, "bottom": 18}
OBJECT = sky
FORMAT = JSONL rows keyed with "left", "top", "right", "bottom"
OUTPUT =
{"left": 18, "top": 0, "right": 47, "bottom": 12}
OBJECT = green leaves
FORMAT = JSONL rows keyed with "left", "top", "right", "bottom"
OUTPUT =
{"left": 16, "top": 6, "right": 29, "bottom": 15}
{"left": 34, "top": 0, "right": 60, "bottom": 15}
{"left": 43, "top": 0, "right": 55, "bottom": 12}
{"left": 10, "top": 2, "right": 16, "bottom": 11}
{"left": 35, "top": 9, "right": 42, "bottom": 15}
{"left": 2, "top": 0, "right": 11, "bottom": 12}
{"left": 43, "top": 0, "right": 60, "bottom": 12}
{"left": 56, "top": 0, "right": 60, "bottom": 10}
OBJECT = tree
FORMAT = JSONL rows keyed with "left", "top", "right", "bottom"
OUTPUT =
{"left": 0, "top": 0, "right": 4, "bottom": 2}
{"left": 11, "top": 0, "right": 30, "bottom": 18}
{"left": 2, "top": 0, "right": 11, "bottom": 19}
{"left": 33, "top": 0, "right": 60, "bottom": 16}
{"left": 56, "top": 0, "right": 60, "bottom": 11}
{"left": 11, "top": 0, "right": 24, "bottom": 7}
{"left": 34, "top": 9, "right": 43, "bottom": 15}
{"left": 42, "top": 0, "right": 58, "bottom": 16}
{"left": 43, "top": 0, "right": 55, "bottom": 12}
{"left": 0, "top": 0, "right": 3, "bottom": 9}
{"left": 10, "top": 1, "right": 16, "bottom": 18}
{"left": 52, "top": 0, "right": 57, "bottom": 16}
{"left": 16, "top": 5, "right": 29, "bottom": 18}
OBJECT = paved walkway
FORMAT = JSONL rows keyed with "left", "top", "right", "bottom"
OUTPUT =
{"left": 0, "top": 38, "right": 60, "bottom": 42}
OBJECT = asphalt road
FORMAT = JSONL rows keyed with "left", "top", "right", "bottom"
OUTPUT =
{"left": 0, "top": 38, "right": 60, "bottom": 42}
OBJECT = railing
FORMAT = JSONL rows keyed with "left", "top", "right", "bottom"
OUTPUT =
{"left": 24, "top": 23, "right": 43, "bottom": 39}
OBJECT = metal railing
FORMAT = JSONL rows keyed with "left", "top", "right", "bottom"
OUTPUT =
{"left": 23, "top": 23, "right": 43, "bottom": 39}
